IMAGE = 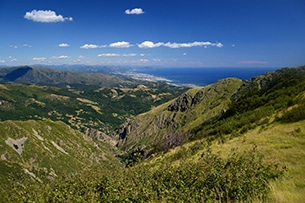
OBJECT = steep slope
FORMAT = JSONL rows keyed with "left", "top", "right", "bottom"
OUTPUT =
{"left": 0, "top": 120, "right": 121, "bottom": 192}
{"left": 116, "top": 65, "right": 305, "bottom": 153}
{"left": 116, "top": 78, "right": 243, "bottom": 150}
{"left": 1, "top": 65, "right": 305, "bottom": 202}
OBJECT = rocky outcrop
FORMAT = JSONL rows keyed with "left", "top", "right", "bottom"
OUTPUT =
{"left": 5, "top": 137, "right": 28, "bottom": 155}
{"left": 116, "top": 78, "right": 243, "bottom": 151}
{"left": 85, "top": 128, "right": 117, "bottom": 146}
{"left": 167, "top": 92, "right": 193, "bottom": 112}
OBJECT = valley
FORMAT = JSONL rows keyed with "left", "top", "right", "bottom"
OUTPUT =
{"left": 0, "top": 65, "right": 305, "bottom": 202}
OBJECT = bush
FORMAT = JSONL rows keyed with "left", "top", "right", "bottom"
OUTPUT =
{"left": 8, "top": 147, "right": 284, "bottom": 203}
{"left": 279, "top": 102, "right": 305, "bottom": 123}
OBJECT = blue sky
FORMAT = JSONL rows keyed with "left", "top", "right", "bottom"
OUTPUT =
{"left": 0, "top": 0, "right": 304, "bottom": 67}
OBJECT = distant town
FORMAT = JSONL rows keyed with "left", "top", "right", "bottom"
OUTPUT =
{"left": 117, "top": 71, "right": 200, "bottom": 88}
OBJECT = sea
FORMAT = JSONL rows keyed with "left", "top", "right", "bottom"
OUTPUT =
{"left": 129, "top": 67, "right": 280, "bottom": 87}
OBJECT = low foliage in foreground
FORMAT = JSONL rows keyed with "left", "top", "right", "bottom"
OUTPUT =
{"left": 6, "top": 147, "right": 284, "bottom": 203}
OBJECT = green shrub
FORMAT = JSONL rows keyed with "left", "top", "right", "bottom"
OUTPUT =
{"left": 8, "top": 147, "right": 284, "bottom": 203}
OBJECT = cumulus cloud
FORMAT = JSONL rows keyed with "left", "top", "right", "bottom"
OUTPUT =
{"left": 125, "top": 8, "right": 144, "bottom": 15}
{"left": 80, "top": 44, "right": 106, "bottom": 49}
{"left": 10, "top": 45, "right": 18, "bottom": 49}
{"left": 0, "top": 60, "right": 5, "bottom": 63}
{"left": 58, "top": 43, "right": 69, "bottom": 47}
{"left": 138, "top": 41, "right": 223, "bottom": 48}
{"left": 109, "top": 41, "right": 132, "bottom": 48}
{"left": 32, "top": 57, "right": 46, "bottom": 61}
{"left": 138, "top": 41, "right": 164, "bottom": 48}
{"left": 52, "top": 55, "right": 70, "bottom": 59}
{"left": 24, "top": 10, "right": 73, "bottom": 23}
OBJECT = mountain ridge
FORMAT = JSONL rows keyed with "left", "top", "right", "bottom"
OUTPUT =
{"left": 0, "top": 66, "right": 131, "bottom": 87}
{"left": 1, "top": 64, "right": 305, "bottom": 202}
{"left": 116, "top": 65, "right": 305, "bottom": 153}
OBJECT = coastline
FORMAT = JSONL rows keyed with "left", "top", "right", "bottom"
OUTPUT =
{"left": 114, "top": 67, "right": 280, "bottom": 88}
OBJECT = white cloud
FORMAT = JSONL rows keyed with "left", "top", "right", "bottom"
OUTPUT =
{"left": 125, "top": 8, "right": 144, "bottom": 15}
{"left": 98, "top": 53, "right": 138, "bottom": 57}
{"left": 10, "top": 45, "right": 18, "bottom": 48}
{"left": 214, "top": 42, "right": 224, "bottom": 48}
{"left": 98, "top": 53, "right": 120, "bottom": 57}
{"left": 33, "top": 57, "right": 47, "bottom": 61}
{"left": 122, "top": 53, "right": 137, "bottom": 57}
{"left": 164, "top": 41, "right": 223, "bottom": 48}
{"left": 0, "top": 60, "right": 5, "bottom": 63}
{"left": 109, "top": 41, "right": 132, "bottom": 48}
{"left": 8, "top": 56, "right": 17, "bottom": 61}
{"left": 138, "top": 41, "right": 164, "bottom": 48}
{"left": 24, "top": 10, "right": 73, "bottom": 23}
{"left": 139, "top": 59, "right": 149, "bottom": 62}
{"left": 58, "top": 43, "right": 69, "bottom": 47}
{"left": 80, "top": 44, "right": 106, "bottom": 49}
{"left": 52, "top": 55, "right": 70, "bottom": 59}
{"left": 138, "top": 41, "right": 223, "bottom": 49}
{"left": 22, "top": 44, "right": 32, "bottom": 48}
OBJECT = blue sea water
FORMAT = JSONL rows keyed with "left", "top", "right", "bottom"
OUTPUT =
{"left": 132, "top": 67, "right": 279, "bottom": 86}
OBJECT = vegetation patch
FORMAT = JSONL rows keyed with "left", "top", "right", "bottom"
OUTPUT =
{"left": 5, "top": 148, "right": 284, "bottom": 203}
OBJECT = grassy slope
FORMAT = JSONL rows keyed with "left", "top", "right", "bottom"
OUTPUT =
{"left": 216, "top": 122, "right": 305, "bottom": 202}
{"left": 117, "top": 78, "right": 243, "bottom": 150}
{"left": 0, "top": 120, "right": 121, "bottom": 192}
{"left": 144, "top": 119, "right": 305, "bottom": 202}
{"left": 1, "top": 65, "right": 305, "bottom": 202}
{"left": 114, "top": 65, "right": 305, "bottom": 201}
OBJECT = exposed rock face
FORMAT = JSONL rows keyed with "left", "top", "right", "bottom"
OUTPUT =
{"left": 167, "top": 78, "right": 239, "bottom": 113}
{"left": 167, "top": 93, "right": 193, "bottom": 112}
{"left": 5, "top": 137, "right": 28, "bottom": 155}
{"left": 116, "top": 78, "right": 243, "bottom": 151}
{"left": 85, "top": 128, "right": 117, "bottom": 146}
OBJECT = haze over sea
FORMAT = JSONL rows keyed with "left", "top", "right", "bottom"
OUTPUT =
{"left": 131, "top": 67, "right": 280, "bottom": 87}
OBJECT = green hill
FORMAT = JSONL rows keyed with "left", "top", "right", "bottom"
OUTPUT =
{"left": 116, "top": 65, "right": 305, "bottom": 153}
{"left": 0, "top": 76, "right": 186, "bottom": 133}
{"left": 0, "top": 120, "right": 120, "bottom": 195}
{"left": 0, "top": 66, "right": 128, "bottom": 87}
{"left": 116, "top": 77, "right": 243, "bottom": 150}
{"left": 1, "top": 65, "right": 305, "bottom": 202}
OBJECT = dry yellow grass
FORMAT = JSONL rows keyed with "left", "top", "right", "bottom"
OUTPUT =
{"left": 210, "top": 120, "right": 305, "bottom": 202}
{"left": 147, "top": 119, "right": 305, "bottom": 202}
